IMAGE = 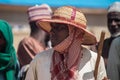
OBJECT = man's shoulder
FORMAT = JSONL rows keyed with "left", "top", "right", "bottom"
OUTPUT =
{"left": 105, "top": 36, "right": 120, "bottom": 45}
{"left": 18, "top": 37, "right": 30, "bottom": 44}
{"left": 111, "top": 37, "right": 120, "bottom": 46}
{"left": 28, "top": 48, "right": 53, "bottom": 67}
{"left": 22, "top": 37, "right": 33, "bottom": 42}
{"left": 19, "top": 37, "right": 36, "bottom": 45}
{"left": 103, "top": 37, "right": 114, "bottom": 45}
{"left": 113, "top": 36, "right": 120, "bottom": 42}
{"left": 104, "top": 37, "right": 112, "bottom": 42}
{"left": 81, "top": 47, "right": 98, "bottom": 64}
{"left": 33, "top": 48, "right": 54, "bottom": 61}
{"left": 82, "top": 47, "right": 97, "bottom": 58}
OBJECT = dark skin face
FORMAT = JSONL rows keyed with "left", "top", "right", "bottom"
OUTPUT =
{"left": 0, "top": 31, "right": 6, "bottom": 52}
{"left": 107, "top": 12, "right": 120, "bottom": 35}
{"left": 50, "top": 23, "right": 69, "bottom": 47}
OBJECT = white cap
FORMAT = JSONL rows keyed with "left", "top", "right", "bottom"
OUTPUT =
{"left": 27, "top": 4, "right": 52, "bottom": 21}
{"left": 108, "top": 2, "right": 120, "bottom": 12}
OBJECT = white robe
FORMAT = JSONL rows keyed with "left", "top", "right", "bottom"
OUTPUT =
{"left": 25, "top": 47, "right": 107, "bottom": 80}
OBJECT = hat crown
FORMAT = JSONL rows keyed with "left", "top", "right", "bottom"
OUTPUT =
{"left": 108, "top": 2, "right": 120, "bottom": 13}
{"left": 27, "top": 4, "right": 52, "bottom": 21}
{"left": 53, "top": 6, "right": 87, "bottom": 28}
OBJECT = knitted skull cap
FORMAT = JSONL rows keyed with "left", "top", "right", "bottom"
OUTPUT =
{"left": 108, "top": 2, "right": 120, "bottom": 13}
{"left": 27, "top": 4, "right": 52, "bottom": 21}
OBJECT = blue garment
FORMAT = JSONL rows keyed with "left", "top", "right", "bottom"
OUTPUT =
{"left": 107, "top": 37, "right": 120, "bottom": 80}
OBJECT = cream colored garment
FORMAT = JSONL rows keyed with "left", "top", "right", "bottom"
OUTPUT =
{"left": 25, "top": 47, "right": 107, "bottom": 80}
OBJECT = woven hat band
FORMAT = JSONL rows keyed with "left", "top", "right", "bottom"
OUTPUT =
{"left": 52, "top": 16, "right": 86, "bottom": 29}
{"left": 53, "top": 6, "right": 87, "bottom": 27}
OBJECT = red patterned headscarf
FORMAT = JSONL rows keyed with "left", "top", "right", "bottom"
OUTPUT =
{"left": 50, "top": 25, "right": 85, "bottom": 80}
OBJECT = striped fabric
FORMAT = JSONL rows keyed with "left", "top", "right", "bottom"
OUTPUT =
{"left": 50, "top": 26, "right": 84, "bottom": 80}
{"left": 27, "top": 4, "right": 52, "bottom": 21}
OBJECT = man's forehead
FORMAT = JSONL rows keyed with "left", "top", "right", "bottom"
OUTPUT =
{"left": 108, "top": 12, "right": 120, "bottom": 19}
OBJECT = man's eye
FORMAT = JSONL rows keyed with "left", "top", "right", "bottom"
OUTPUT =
{"left": 50, "top": 23, "right": 68, "bottom": 31}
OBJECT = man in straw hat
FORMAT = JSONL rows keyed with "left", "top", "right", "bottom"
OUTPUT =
{"left": 25, "top": 6, "right": 107, "bottom": 80}
{"left": 17, "top": 4, "right": 52, "bottom": 79}
{"left": 101, "top": 1, "right": 120, "bottom": 68}
{"left": 106, "top": 1, "right": 120, "bottom": 80}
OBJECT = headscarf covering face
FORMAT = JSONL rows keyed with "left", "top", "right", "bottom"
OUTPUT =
{"left": 50, "top": 25, "right": 84, "bottom": 80}
{"left": 0, "top": 20, "right": 18, "bottom": 80}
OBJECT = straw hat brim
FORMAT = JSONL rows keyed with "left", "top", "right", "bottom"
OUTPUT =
{"left": 37, "top": 19, "right": 97, "bottom": 45}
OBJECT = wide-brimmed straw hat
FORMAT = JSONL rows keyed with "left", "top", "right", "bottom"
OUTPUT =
{"left": 27, "top": 4, "right": 52, "bottom": 21}
{"left": 37, "top": 6, "right": 97, "bottom": 45}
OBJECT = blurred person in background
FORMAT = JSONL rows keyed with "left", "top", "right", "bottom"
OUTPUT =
{"left": 0, "top": 19, "right": 19, "bottom": 80}
{"left": 17, "top": 4, "right": 52, "bottom": 68}
{"left": 101, "top": 1, "right": 120, "bottom": 67}
{"left": 17, "top": 4, "right": 52, "bottom": 80}
{"left": 107, "top": 37, "right": 120, "bottom": 80}
{"left": 25, "top": 6, "right": 107, "bottom": 80}
{"left": 106, "top": 2, "right": 120, "bottom": 80}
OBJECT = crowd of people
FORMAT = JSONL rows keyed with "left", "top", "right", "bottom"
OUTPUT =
{"left": 0, "top": 1, "right": 120, "bottom": 80}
